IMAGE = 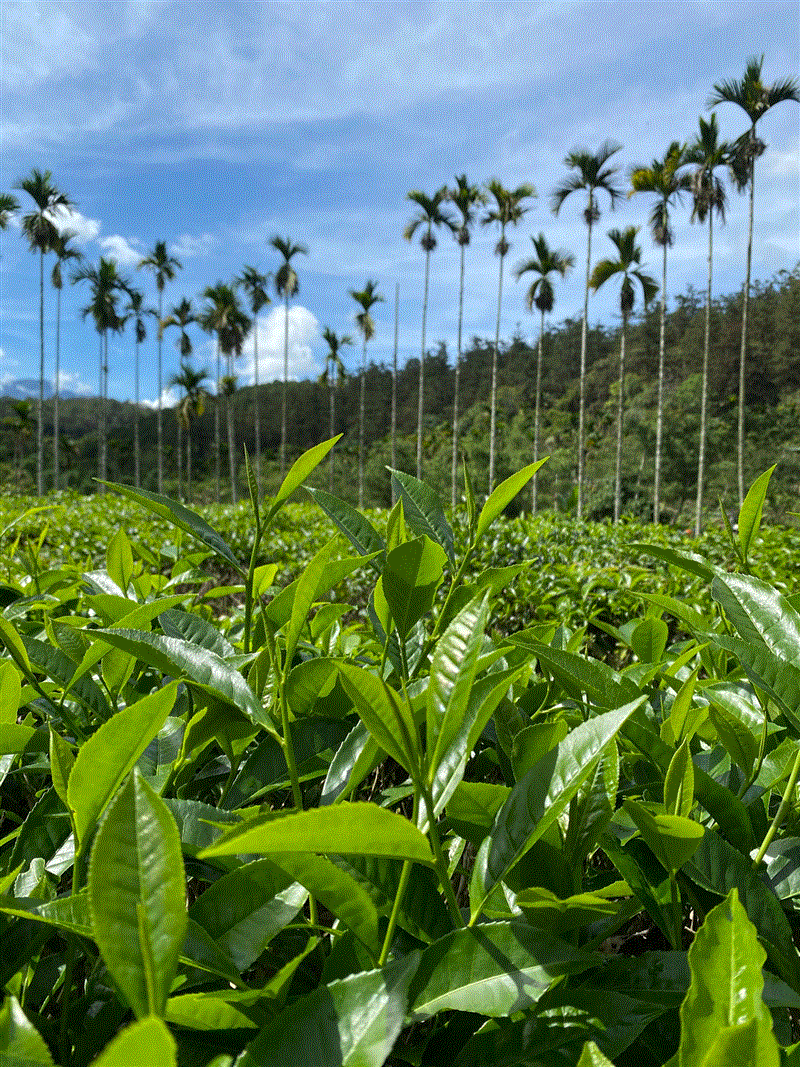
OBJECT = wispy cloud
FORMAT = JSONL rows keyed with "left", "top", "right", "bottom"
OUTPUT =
{"left": 237, "top": 305, "right": 321, "bottom": 385}
{"left": 98, "top": 234, "right": 143, "bottom": 268}
{"left": 51, "top": 206, "right": 101, "bottom": 243}
{"left": 170, "top": 233, "right": 217, "bottom": 259}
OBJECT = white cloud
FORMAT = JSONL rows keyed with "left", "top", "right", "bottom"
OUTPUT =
{"left": 56, "top": 370, "right": 91, "bottom": 395}
{"left": 141, "top": 385, "right": 180, "bottom": 409}
{"left": 50, "top": 206, "right": 101, "bottom": 244}
{"left": 237, "top": 305, "right": 320, "bottom": 385}
{"left": 98, "top": 234, "right": 143, "bottom": 268}
{"left": 170, "top": 233, "right": 216, "bottom": 259}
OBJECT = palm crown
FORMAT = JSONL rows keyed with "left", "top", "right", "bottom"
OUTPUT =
{"left": 686, "top": 114, "right": 730, "bottom": 225}
{"left": 237, "top": 266, "right": 272, "bottom": 314}
{"left": 138, "top": 240, "right": 182, "bottom": 293}
{"left": 320, "top": 327, "right": 352, "bottom": 386}
{"left": 161, "top": 298, "right": 195, "bottom": 356}
{"left": 350, "top": 280, "right": 384, "bottom": 343}
{"left": 448, "top": 175, "right": 486, "bottom": 246}
{"left": 515, "top": 234, "right": 574, "bottom": 314}
{"left": 590, "top": 227, "right": 658, "bottom": 318}
{"left": 482, "top": 179, "right": 536, "bottom": 254}
{"left": 403, "top": 188, "right": 455, "bottom": 251}
{"left": 269, "top": 236, "right": 307, "bottom": 298}
{"left": 629, "top": 142, "right": 692, "bottom": 247}
{"left": 15, "top": 168, "right": 73, "bottom": 253}
{"left": 551, "top": 141, "right": 624, "bottom": 223}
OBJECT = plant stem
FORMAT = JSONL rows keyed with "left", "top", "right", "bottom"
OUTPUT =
{"left": 379, "top": 858, "right": 413, "bottom": 967}
{"left": 752, "top": 746, "right": 800, "bottom": 870}
{"left": 669, "top": 871, "right": 682, "bottom": 951}
{"left": 423, "top": 785, "right": 464, "bottom": 927}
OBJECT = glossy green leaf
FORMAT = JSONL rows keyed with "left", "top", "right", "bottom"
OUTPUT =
{"left": 714, "top": 633, "right": 800, "bottom": 735}
{"left": 511, "top": 720, "right": 570, "bottom": 780}
{"left": 49, "top": 727, "right": 74, "bottom": 810}
{"left": 338, "top": 662, "right": 418, "bottom": 775}
{"left": 475, "top": 459, "right": 547, "bottom": 540}
{"left": 522, "top": 640, "right": 642, "bottom": 709}
{"left": 664, "top": 739, "right": 694, "bottom": 817}
{"left": 92, "top": 628, "right": 276, "bottom": 736}
{"left": 100, "top": 479, "right": 245, "bottom": 575}
{"left": 0, "top": 995, "right": 55, "bottom": 1065}
{"left": 631, "top": 543, "right": 715, "bottom": 581}
{"left": 677, "top": 889, "right": 779, "bottom": 1067}
{"left": 382, "top": 535, "right": 447, "bottom": 641}
{"left": 389, "top": 468, "right": 455, "bottom": 564}
{"left": 306, "top": 487, "right": 386, "bottom": 570}
{"left": 159, "top": 608, "right": 235, "bottom": 658}
{"left": 68, "top": 681, "right": 178, "bottom": 846}
{"left": 514, "top": 887, "right": 623, "bottom": 932}
{"left": 631, "top": 618, "right": 668, "bottom": 663}
{"left": 90, "top": 1016, "right": 177, "bottom": 1067}
{"left": 0, "top": 614, "right": 32, "bottom": 674}
{"left": 267, "top": 852, "right": 381, "bottom": 955}
{"left": 663, "top": 666, "right": 703, "bottom": 746}
{"left": 712, "top": 571, "right": 800, "bottom": 664}
{"left": 266, "top": 553, "right": 380, "bottom": 631}
{"left": 23, "top": 635, "right": 110, "bottom": 720}
{"left": 200, "top": 802, "right": 435, "bottom": 866}
{"left": 577, "top": 1042, "right": 617, "bottom": 1067}
{"left": 106, "top": 526, "right": 134, "bottom": 595}
{"left": 707, "top": 702, "right": 758, "bottom": 778}
{"left": 320, "top": 720, "right": 382, "bottom": 806}
{"left": 409, "top": 921, "right": 596, "bottom": 1019}
{"left": 236, "top": 954, "right": 417, "bottom": 1067}
{"left": 446, "top": 781, "right": 511, "bottom": 845}
{"left": 188, "top": 858, "right": 306, "bottom": 973}
{"left": 0, "top": 722, "right": 38, "bottom": 754}
{"left": 0, "top": 660, "right": 21, "bottom": 725}
{"left": 88, "top": 770, "right": 187, "bottom": 1018}
{"left": 427, "top": 593, "right": 489, "bottom": 777}
{"left": 738, "top": 465, "right": 775, "bottom": 567}
{"left": 564, "top": 744, "right": 619, "bottom": 872}
{"left": 165, "top": 993, "right": 258, "bottom": 1032}
{"left": 471, "top": 700, "right": 642, "bottom": 918}
{"left": 624, "top": 801, "right": 704, "bottom": 873}
{"left": 285, "top": 538, "right": 341, "bottom": 666}
{"left": 269, "top": 436, "right": 341, "bottom": 512}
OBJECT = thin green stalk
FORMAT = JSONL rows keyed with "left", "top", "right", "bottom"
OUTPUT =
{"left": 379, "top": 858, "right": 414, "bottom": 967}
{"left": 243, "top": 515, "right": 264, "bottom": 655}
{"left": 752, "top": 746, "right": 800, "bottom": 870}
{"left": 423, "top": 784, "right": 464, "bottom": 927}
{"left": 411, "top": 543, "right": 476, "bottom": 681}
{"left": 58, "top": 935, "right": 77, "bottom": 1065}
{"left": 669, "top": 871, "right": 683, "bottom": 951}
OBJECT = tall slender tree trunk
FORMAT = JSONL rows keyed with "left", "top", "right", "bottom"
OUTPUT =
{"left": 328, "top": 375, "right": 335, "bottom": 493}
{"left": 134, "top": 340, "right": 140, "bottom": 488}
{"left": 417, "top": 251, "right": 431, "bottom": 480}
{"left": 281, "top": 293, "right": 289, "bottom": 479}
{"left": 186, "top": 421, "right": 193, "bottom": 504}
{"left": 452, "top": 246, "right": 466, "bottom": 511}
{"left": 253, "top": 314, "right": 261, "bottom": 490}
{"left": 358, "top": 338, "right": 366, "bottom": 509}
{"left": 157, "top": 291, "right": 163, "bottom": 494}
{"left": 176, "top": 417, "right": 183, "bottom": 501}
{"left": 227, "top": 394, "right": 237, "bottom": 504}
{"left": 214, "top": 341, "right": 221, "bottom": 504}
{"left": 97, "top": 336, "right": 103, "bottom": 486}
{"left": 737, "top": 142, "right": 755, "bottom": 507}
{"left": 614, "top": 317, "right": 627, "bottom": 524}
{"left": 101, "top": 331, "right": 108, "bottom": 489}
{"left": 489, "top": 248, "right": 505, "bottom": 495}
{"left": 53, "top": 285, "right": 61, "bottom": 490}
{"left": 391, "top": 283, "right": 398, "bottom": 501}
{"left": 695, "top": 210, "right": 713, "bottom": 537}
{"left": 653, "top": 238, "right": 667, "bottom": 524}
{"left": 532, "top": 305, "right": 545, "bottom": 514}
{"left": 37, "top": 248, "right": 44, "bottom": 497}
{"left": 577, "top": 218, "right": 593, "bottom": 520}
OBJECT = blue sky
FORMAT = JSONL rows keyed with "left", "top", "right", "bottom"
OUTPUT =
{"left": 2, "top": 0, "right": 798, "bottom": 407}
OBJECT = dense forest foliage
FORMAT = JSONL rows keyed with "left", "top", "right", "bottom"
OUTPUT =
{"left": 2, "top": 267, "right": 798, "bottom": 522}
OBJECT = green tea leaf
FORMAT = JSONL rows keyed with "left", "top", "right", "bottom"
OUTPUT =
{"left": 88, "top": 770, "right": 187, "bottom": 1018}
{"left": 0, "top": 995, "right": 55, "bottom": 1065}
{"left": 285, "top": 538, "right": 341, "bottom": 666}
{"left": 338, "top": 663, "right": 419, "bottom": 774}
{"left": 0, "top": 660, "right": 22, "bottom": 724}
{"left": 577, "top": 1042, "right": 617, "bottom": 1067}
{"left": 100, "top": 480, "right": 245, "bottom": 576}
{"left": 90, "top": 1016, "right": 177, "bottom": 1067}
{"left": 200, "top": 802, "right": 435, "bottom": 866}
{"left": 382, "top": 535, "right": 447, "bottom": 642}
{"left": 68, "top": 681, "right": 178, "bottom": 846}
{"left": 306, "top": 487, "right": 386, "bottom": 569}
{"left": 471, "top": 700, "right": 643, "bottom": 918}
{"left": 712, "top": 571, "right": 800, "bottom": 665}
{"left": 664, "top": 739, "right": 694, "bottom": 817}
{"left": 624, "top": 801, "right": 704, "bottom": 873}
{"left": 475, "top": 459, "right": 547, "bottom": 541}
{"left": 631, "top": 618, "right": 668, "bottom": 664}
{"left": 738, "top": 465, "right": 776, "bottom": 568}
{"left": 389, "top": 468, "right": 455, "bottom": 564}
{"left": 49, "top": 727, "right": 75, "bottom": 810}
{"left": 677, "top": 889, "right": 778, "bottom": 1067}
{"left": 237, "top": 955, "right": 417, "bottom": 1067}
{"left": 270, "top": 436, "right": 341, "bottom": 511}
{"left": 408, "top": 921, "right": 596, "bottom": 1019}
{"left": 106, "top": 526, "right": 134, "bottom": 595}
{"left": 707, "top": 702, "right": 758, "bottom": 778}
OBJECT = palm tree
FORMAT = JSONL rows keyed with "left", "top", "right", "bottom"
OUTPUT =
{"left": 515, "top": 234, "right": 574, "bottom": 513}
{"left": 269, "top": 236, "right": 308, "bottom": 479}
{"left": 390, "top": 282, "right": 399, "bottom": 494}
{"left": 198, "top": 283, "right": 249, "bottom": 503}
{"left": 169, "top": 361, "right": 209, "bottom": 503}
{"left": 447, "top": 175, "right": 487, "bottom": 509}
{"left": 124, "top": 289, "right": 158, "bottom": 488}
{"left": 590, "top": 227, "right": 658, "bottom": 523}
{"left": 50, "top": 230, "right": 82, "bottom": 490}
{"left": 0, "top": 193, "right": 18, "bottom": 230}
{"left": 14, "top": 169, "right": 73, "bottom": 496}
{"left": 138, "top": 241, "right": 182, "bottom": 493}
{"left": 320, "top": 327, "right": 352, "bottom": 493}
{"left": 350, "top": 280, "right": 385, "bottom": 508}
{"left": 220, "top": 374, "right": 239, "bottom": 504}
{"left": 72, "top": 257, "right": 128, "bottom": 487}
{"left": 551, "top": 142, "right": 623, "bottom": 518}
{"left": 403, "top": 188, "right": 455, "bottom": 479}
{"left": 708, "top": 56, "right": 799, "bottom": 505}
{"left": 629, "top": 142, "right": 692, "bottom": 523}
{"left": 482, "top": 179, "right": 536, "bottom": 493}
{"left": 686, "top": 113, "right": 731, "bottom": 536}
{"left": 236, "top": 266, "right": 271, "bottom": 489}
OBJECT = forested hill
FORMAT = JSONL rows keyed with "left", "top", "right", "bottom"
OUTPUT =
{"left": 3, "top": 267, "right": 798, "bottom": 522}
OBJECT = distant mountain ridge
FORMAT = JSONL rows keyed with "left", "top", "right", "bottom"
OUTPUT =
{"left": 1, "top": 379, "right": 84, "bottom": 401}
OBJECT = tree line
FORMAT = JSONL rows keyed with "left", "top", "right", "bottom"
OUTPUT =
{"left": 2, "top": 56, "right": 797, "bottom": 529}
